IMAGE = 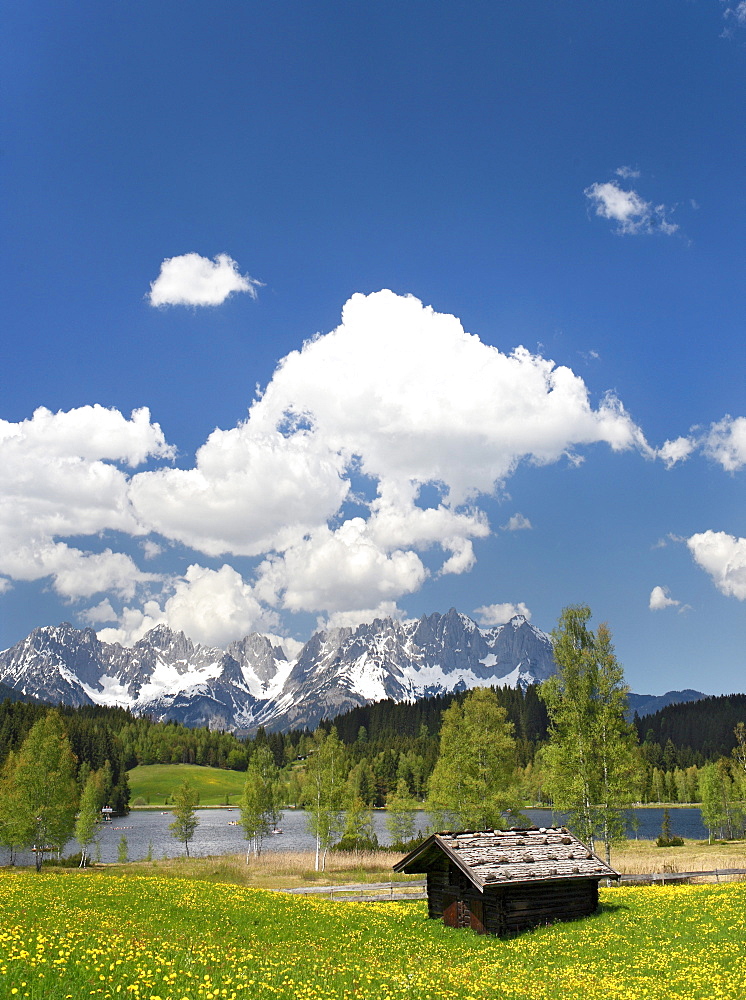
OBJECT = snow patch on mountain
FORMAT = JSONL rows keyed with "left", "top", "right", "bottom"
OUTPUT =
{"left": 0, "top": 610, "right": 558, "bottom": 732}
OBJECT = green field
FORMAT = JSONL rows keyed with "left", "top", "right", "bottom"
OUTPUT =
{"left": 128, "top": 763, "right": 247, "bottom": 805}
{"left": 0, "top": 869, "right": 744, "bottom": 999}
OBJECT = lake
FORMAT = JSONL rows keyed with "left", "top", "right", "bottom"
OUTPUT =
{"left": 1, "top": 806, "right": 708, "bottom": 865}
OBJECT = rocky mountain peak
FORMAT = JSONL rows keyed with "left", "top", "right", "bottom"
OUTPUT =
{"left": 0, "top": 606, "right": 559, "bottom": 732}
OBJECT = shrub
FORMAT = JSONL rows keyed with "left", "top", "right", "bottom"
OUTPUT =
{"left": 331, "top": 833, "right": 379, "bottom": 853}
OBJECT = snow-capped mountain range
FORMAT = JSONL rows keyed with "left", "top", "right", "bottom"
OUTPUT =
{"left": 0, "top": 610, "right": 557, "bottom": 732}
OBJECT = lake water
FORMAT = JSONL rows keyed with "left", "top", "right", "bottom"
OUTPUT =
{"left": 1, "top": 806, "right": 708, "bottom": 866}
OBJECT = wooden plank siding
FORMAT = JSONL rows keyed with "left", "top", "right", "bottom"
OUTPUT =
{"left": 426, "top": 866, "right": 599, "bottom": 936}
{"left": 396, "top": 827, "right": 618, "bottom": 937}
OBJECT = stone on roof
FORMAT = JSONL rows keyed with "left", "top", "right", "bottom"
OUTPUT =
{"left": 393, "top": 826, "right": 619, "bottom": 889}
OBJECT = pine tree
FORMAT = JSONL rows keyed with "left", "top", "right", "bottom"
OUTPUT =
{"left": 426, "top": 687, "right": 522, "bottom": 831}
{"left": 169, "top": 779, "right": 199, "bottom": 857}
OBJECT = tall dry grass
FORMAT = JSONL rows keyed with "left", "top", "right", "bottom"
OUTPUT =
{"left": 117, "top": 848, "right": 409, "bottom": 889}
{"left": 610, "top": 838, "right": 746, "bottom": 877}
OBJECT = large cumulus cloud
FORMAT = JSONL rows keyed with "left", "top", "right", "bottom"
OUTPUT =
{"left": 1, "top": 291, "right": 670, "bottom": 645}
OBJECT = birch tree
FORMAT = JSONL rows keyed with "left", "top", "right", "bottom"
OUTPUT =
{"left": 539, "top": 606, "right": 639, "bottom": 863}
{"left": 75, "top": 768, "right": 105, "bottom": 867}
{"left": 240, "top": 744, "right": 281, "bottom": 860}
{"left": 303, "top": 728, "right": 347, "bottom": 871}
{"left": 385, "top": 778, "right": 418, "bottom": 847}
{"left": 169, "top": 778, "right": 199, "bottom": 857}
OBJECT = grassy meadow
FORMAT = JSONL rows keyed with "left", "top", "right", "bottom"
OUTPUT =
{"left": 1, "top": 867, "right": 745, "bottom": 1000}
{"left": 128, "top": 764, "right": 247, "bottom": 806}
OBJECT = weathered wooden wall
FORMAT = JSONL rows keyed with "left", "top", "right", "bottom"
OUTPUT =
{"left": 427, "top": 865, "right": 600, "bottom": 936}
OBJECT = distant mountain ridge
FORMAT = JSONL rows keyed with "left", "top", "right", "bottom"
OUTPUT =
{"left": 627, "top": 689, "right": 705, "bottom": 719}
{"left": 0, "top": 610, "right": 557, "bottom": 732}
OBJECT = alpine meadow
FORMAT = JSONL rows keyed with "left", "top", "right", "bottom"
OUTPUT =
{"left": 2, "top": 3, "right": 745, "bottom": 998}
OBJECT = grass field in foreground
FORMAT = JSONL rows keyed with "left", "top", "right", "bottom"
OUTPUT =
{"left": 1, "top": 870, "right": 744, "bottom": 1000}
{"left": 127, "top": 763, "right": 247, "bottom": 806}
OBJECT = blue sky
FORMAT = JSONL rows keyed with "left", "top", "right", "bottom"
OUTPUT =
{"left": 1, "top": 1, "right": 744, "bottom": 696}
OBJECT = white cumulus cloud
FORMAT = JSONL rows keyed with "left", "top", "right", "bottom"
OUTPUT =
{"left": 254, "top": 519, "right": 428, "bottom": 615}
{"left": 317, "top": 602, "right": 405, "bottom": 633}
{"left": 657, "top": 415, "right": 746, "bottom": 471}
{"left": 687, "top": 531, "right": 746, "bottom": 600}
{"left": 658, "top": 436, "right": 696, "bottom": 468}
{"left": 649, "top": 585, "right": 681, "bottom": 611}
{"left": 615, "top": 165, "right": 641, "bottom": 180}
{"left": 702, "top": 415, "right": 746, "bottom": 472}
{"left": 585, "top": 178, "right": 678, "bottom": 235}
{"left": 474, "top": 602, "right": 532, "bottom": 626}
{"left": 147, "top": 253, "right": 263, "bottom": 307}
{"left": 0, "top": 406, "right": 172, "bottom": 600}
{"left": 163, "top": 564, "right": 278, "bottom": 648}
{"left": 0, "top": 291, "right": 660, "bottom": 645}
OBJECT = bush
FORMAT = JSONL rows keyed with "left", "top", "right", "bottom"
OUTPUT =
{"left": 45, "top": 851, "right": 84, "bottom": 868}
{"left": 656, "top": 836, "right": 685, "bottom": 848}
{"left": 331, "top": 833, "right": 379, "bottom": 853}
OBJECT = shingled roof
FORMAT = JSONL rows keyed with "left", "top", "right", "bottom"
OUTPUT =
{"left": 393, "top": 827, "right": 619, "bottom": 889}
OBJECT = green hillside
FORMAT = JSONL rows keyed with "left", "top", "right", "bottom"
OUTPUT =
{"left": 128, "top": 763, "right": 247, "bottom": 806}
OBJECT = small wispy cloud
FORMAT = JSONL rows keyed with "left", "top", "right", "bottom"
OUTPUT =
{"left": 584, "top": 171, "right": 678, "bottom": 236}
{"left": 722, "top": 2, "right": 746, "bottom": 37}
{"left": 140, "top": 540, "right": 164, "bottom": 560}
{"left": 148, "top": 253, "right": 263, "bottom": 307}
{"left": 501, "top": 513, "right": 532, "bottom": 531}
{"left": 615, "top": 165, "right": 641, "bottom": 180}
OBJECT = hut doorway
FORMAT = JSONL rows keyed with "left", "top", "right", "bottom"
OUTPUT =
{"left": 442, "top": 895, "right": 486, "bottom": 933}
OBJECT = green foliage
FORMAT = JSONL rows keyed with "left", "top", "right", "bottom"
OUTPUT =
{"left": 240, "top": 744, "right": 281, "bottom": 859}
{"left": 385, "top": 778, "right": 418, "bottom": 847}
{"left": 303, "top": 727, "right": 347, "bottom": 870}
{"left": 117, "top": 834, "right": 129, "bottom": 863}
{"left": 634, "top": 694, "right": 746, "bottom": 763}
{"left": 698, "top": 759, "right": 746, "bottom": 841}
{"left": 169, "top": 779, "right": 200, "bottom": 857}
{"left": 539, "top": 607, "right": 638, "bottom": 863}
{"left": 656, "top": 808, "right": 684, "bottom": 847}
{"left": 75, "top": 768, "right": 105, "bottom": 867}
{"left": 426, "top": 687, "right": 522, "bottom": 831}
{"left": 0, "top": 751, "right": 26, "bottom": 863}
{"left": 10, "top": 711, "right": 79, "bottom": 870}
{"left": 342, "top": 793, "right": 377, "bottom": 852}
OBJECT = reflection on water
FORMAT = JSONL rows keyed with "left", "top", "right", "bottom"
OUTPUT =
{"left": 1, "top": 806, "right": 708, "bottom": 866}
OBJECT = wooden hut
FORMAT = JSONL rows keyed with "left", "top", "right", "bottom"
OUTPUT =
{"left": 393, "top": 826, "right": 619, "bottom": 936}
